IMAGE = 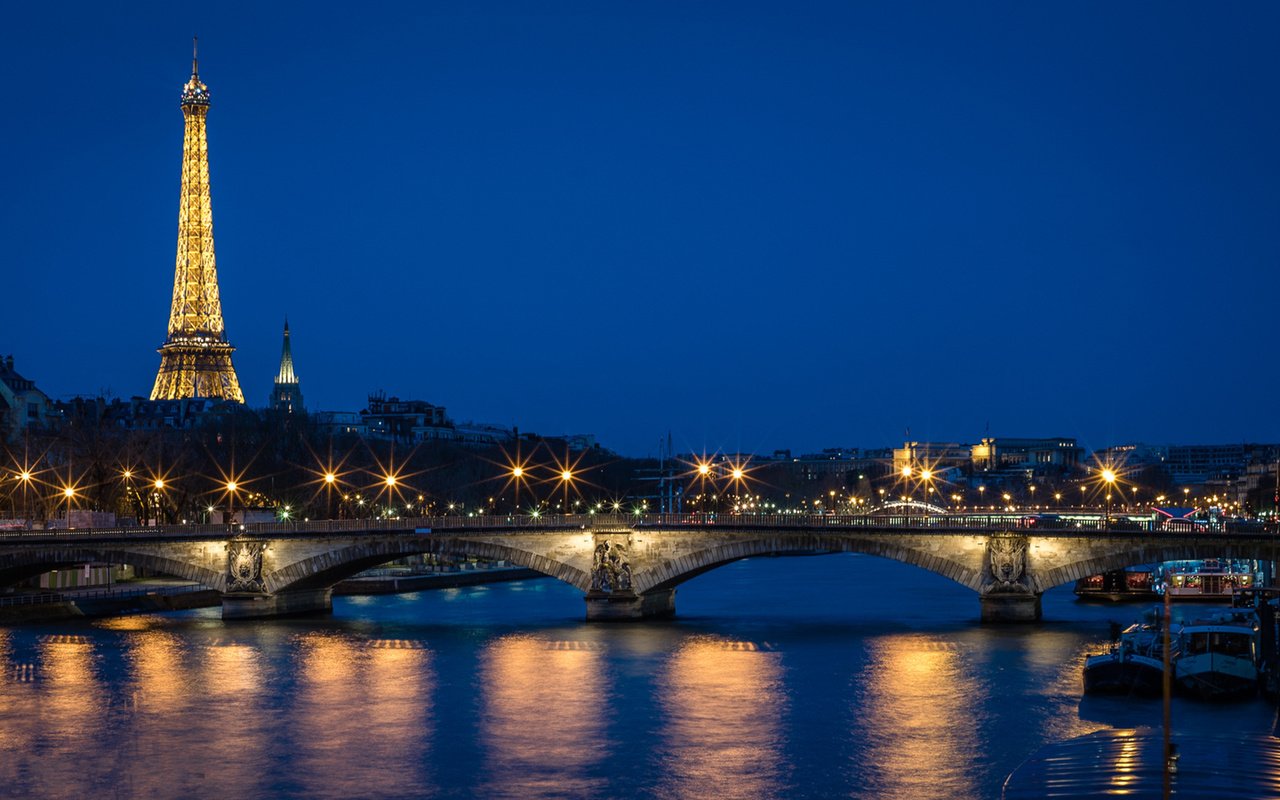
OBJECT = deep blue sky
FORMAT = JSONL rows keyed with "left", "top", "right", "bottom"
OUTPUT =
{"left": 3, "top": 2, "right": 1278, "bottom": 456}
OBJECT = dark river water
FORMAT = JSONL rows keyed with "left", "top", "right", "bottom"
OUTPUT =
{"left": 1, "top": 554, "right": 1275, "bottom": 800}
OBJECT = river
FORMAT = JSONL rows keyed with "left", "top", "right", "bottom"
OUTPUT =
{"left": 0, "top": 554, "right": 1274, "bottom": 799}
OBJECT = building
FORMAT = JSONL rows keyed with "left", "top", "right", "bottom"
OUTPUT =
{"left": 54, "top": 395, "right": 230, "bottom": 431}
{"left": 150, "top": 42, "right": 245, "bottom": 403}
{"left": 0, "top": 355, "right": 51, "bottom": 439}
{"left": 269, "top": 320, "right": 303, "bottom": 413}
{"left": 893, "top": 441, "right": 971, "bottom": 474}
{"left": 312, "top": 411, "right": 368, "bottom": 437}
{"left": 970, "top": 437, "right": 1082, "bottom": 471}
{"left": 362, "top": 393, "right": 451, "bottom": 443}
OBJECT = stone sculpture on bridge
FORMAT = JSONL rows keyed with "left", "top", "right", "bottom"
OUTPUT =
{"left": 226, "top": 542, "right": 266, "bottom": 593}
{"left": 986, "top": 534, "right": 1029, "bottom": 592}
{"left": 590, "top": 541, "right": 632, "bottom": 592}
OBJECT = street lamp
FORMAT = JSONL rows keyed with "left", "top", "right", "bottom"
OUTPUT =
{"left": 560, "top": 469, "right": 574, "bottom": 515}
{"left": 61, "top": 485, "right": 76, "bottom": 529}
{"left": 511, "top": 465, "right": 525, "bottom": 514}
{"left": 225, "top": 480, "right": 239, "bottom": 526}
{"left": 1101, "top": 469, "right": 1117, "bottom": 525}
{"left": 324, "top": 472, "right": 337, "bottom": 519}
{"left": 18, "top": 470, "right": 32, "bottom": 521}
{"left": 152, "top": 478, "right": 167, "bottom": 526}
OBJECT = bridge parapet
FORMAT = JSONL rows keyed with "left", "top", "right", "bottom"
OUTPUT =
{"left": 2, "top": 511, "right": 1234, "bottom": 543}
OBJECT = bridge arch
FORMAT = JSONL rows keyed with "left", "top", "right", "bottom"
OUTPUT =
{"left": 863, "top": 500, "right": 949, "bottom": 515}
{"left": 634, "top": 533, "right": 984, "bottom": 595}
{"left": 0, "top": 546, "right": 225, "bottom": 593}
{"left": 1032, "top": 539, "right": 1280, "bottom": 594}
{"left": 265, "top": 537, "right": 592, "bottom": 594}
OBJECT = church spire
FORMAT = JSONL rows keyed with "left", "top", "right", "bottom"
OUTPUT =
{"left": 275, "top": 318, "right": 297, "bottom": 384}
{"left": 270, "top": 318, "right": 303, "bottom": 413}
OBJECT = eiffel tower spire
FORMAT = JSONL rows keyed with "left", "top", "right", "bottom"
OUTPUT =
{"left": 150, "top": 40, "right": 244, "bottom": 403}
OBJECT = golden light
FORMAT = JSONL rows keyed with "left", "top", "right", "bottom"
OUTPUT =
{"left": 901, "top": 465, "right": 913, "bottom": 478}
{"left": 385, "top": 475, "right": 397, "bottom": 488}
{"left": 122, "top": 470, "right": 133, "bottom": 480}
{"left": 920, "top": 469, "right": 933, "bottom": 481}
{"left": 512, "top": 466, "right": 523, "bottom": 478}
{"left": 154, "top": 479, "right": 165, "bottom": 490}
{"left": 731, "top": 468, "right": 744, "bottom": 481}
{"left": 19, "top": 471, "right": 31, "bottom": 482}
{"left": 324, "top": 473, "right": 336, "bottom": 484}
{"left": 226, "top": 481, "right": 238, "bottom": 492}
{"left": 698, "top": 463, "right": 711, "bottom": 476}
{"left": 561, "top": 470, "right": 574, "bottom": 482}
{"left": 62, "top": 486, "right": 76, "bottom": 499}
{"left": 1101, "top": 469, "right": 1116, "bottom": 484}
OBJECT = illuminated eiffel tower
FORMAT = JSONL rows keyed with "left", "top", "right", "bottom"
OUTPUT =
{"left": 150, "top": 39, "right": 244, "bottom": 403}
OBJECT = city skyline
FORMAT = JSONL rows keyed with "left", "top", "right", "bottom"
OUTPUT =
{"left": 3, "top": 3, "right": 1279, "bottom": 456}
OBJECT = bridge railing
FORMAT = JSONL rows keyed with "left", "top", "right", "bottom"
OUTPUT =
{"left": 0, "top": 511, "right": 1234, "bottom": 542}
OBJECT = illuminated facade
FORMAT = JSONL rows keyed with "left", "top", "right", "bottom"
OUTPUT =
{"left": 150, "top": 42, "right": 245, "bottom": 403}
{"left": 270, "top": 319, "right": 303, "bottom": 413}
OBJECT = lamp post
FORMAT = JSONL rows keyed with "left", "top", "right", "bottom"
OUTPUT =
{"left": 62, "top": 486, "right": 76, "bottom": 530}
{"left": 152, "top": 478, "right": 166, "bottom": 526}
{"left": 18, "top": 470, "right": 32, "bottom": 522}
{"left": 697, "top": 461, "right": 712, "bottom": 518}
{"left": 560, "top": 469, "right": 574, "bottom": 517}
{"left": 1101, "top": 469, "right": 1117, "bottom": 527}
{"left": 324, "top": 472, "right": 337, "bottom": 519}
{"left": 511, "top": 465, "right": 524, "bottom": 515}
{"left": 225, "top": 480, "right": 239, "bottom": 527}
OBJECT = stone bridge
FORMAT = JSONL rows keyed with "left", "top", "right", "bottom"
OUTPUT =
{"left": 1, "top": 515, "right": 1277, "bottom": 622}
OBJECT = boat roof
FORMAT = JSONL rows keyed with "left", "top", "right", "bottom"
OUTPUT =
{"left": 1003, "top": 729, "right": 1280, "bottom": 799}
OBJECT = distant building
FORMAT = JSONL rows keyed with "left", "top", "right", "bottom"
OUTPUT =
{"left": 362, "top": 392, "right": 451, "bottom": 443}
{"left": 269, "top": 319, "right": 303, "bottom": 413}
{"left": 970, "top": 437, "right": 1082, "bottom": 471}
{"left": 0, "top": 355, "right": 52, "bottom": 439}
{"left": 893, "top": 441, "right": 971, "bottom": 474}
{"left": 312, "top": 411, "right": 368, "bottom": 437}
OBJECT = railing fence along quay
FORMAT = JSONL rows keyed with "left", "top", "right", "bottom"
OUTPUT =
{"left": 0, "top": 513, "right": 1271, "bottom": 542}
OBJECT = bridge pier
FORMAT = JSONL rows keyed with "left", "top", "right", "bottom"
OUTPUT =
{"left": 979, "top": 591, "right": 1041, "bottom": 623}
{"left": 221, "top": 588, "right": 333, "bottom": 620}
{"left": 584, "top": 589, "right": 676, "bottom": 621}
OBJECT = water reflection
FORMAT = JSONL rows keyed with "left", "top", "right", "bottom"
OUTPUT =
{"left": 191, "top": 640, "right": 272, "bottom": 798}
{"left": 655, "top": 637, "right": 788, "bottom": 800}
{"left": 291, "top": 634, "right": 434, "bottom": 800}
{"left": 853, "top": 635, "right": 985, "bottom": 800}
{"left": 478, "top": 635, "right": 612, "bottom": 799}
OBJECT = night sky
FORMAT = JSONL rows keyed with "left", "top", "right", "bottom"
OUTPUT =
{"left": 3, "top": 2, "right": 1278, "bottom": 456}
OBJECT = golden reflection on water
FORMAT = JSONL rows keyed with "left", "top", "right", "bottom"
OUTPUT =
{"left": 478, "top": 635, "right": 611, "bottom": 799}
{"left": 655, "top": 637, "right": 787, "bottom": 800}
{"left": 855, "top": 635, "right": 983, "bottom": 800}
{"left": 291, "top": 634, "right": 433, "bottom": 799}
{"left": 0, "top": 628, "right": 29, "bottom": 785}
{"left": 189, "top": 641, "right": 271, "bottom": 798}
{"left": 40, "top": 635, "right": 105, "bottom": 743}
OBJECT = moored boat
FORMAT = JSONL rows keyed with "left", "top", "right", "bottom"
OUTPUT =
{"left": 1174, "top": 611, "right": 1258, "bottom": 700}
{"left": 1159, "top": 559, "right": 1258, "bottom": 601}
{"left": 1083, "top": 620, "right": 1178, "bottom": 696}
{"left": 1074, "top": 566, "right": 1157, "bottom": 601}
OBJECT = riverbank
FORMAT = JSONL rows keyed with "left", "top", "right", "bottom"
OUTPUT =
{"left": 0, "top": 566, "right": 549, "bottom": 621}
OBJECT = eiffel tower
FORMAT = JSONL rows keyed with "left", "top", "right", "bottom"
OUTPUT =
{"left": 150, "top": 39, "right": 244, "bottom": 403}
